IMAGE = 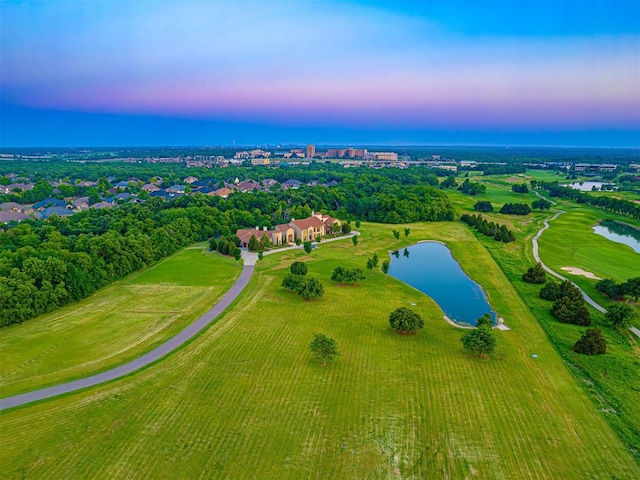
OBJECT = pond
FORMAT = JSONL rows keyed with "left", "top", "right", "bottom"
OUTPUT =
{"left": 563, "top": 181, "right": 616, "bottom": 192}
{"left": 387, "top": 242, "right": 496, "bottom": 326}
{"left": 593, "top": 220, "right": 640, "bottom": 254}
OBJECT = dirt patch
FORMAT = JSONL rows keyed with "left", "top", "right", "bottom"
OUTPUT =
{"left": 561, "top": 267, "right": 602, "bottom": 280}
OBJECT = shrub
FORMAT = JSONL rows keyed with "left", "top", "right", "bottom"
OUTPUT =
{"left": 290, "top": 261, "right": 308, "bottom": 276}
{"left": 281, "top": 274, "right": 305, "bottom": 291}
{"left": 473, "top": 201, "right": 493, "bottom": 212}
{"left": 574, "top": 328, "right": 606, "bottom": 355}
{"left": 522, "top": 263, "right": 546, "bottom": 284}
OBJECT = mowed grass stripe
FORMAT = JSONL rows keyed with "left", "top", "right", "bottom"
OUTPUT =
{"left": 0, "top": 249, "right": 240, "bottom": 397}
{"left": 1, "top": 223, "right": 638, "bottom": 478}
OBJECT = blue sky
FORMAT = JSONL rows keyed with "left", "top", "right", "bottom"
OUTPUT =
{"left": 1, "top": 0, "right": 639, "bottom": 147}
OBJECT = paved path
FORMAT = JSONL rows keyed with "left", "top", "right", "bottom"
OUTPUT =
{"left": 1, "top": 230, "right": 359, "bottom": 410}
{"left": 531, "top": 209, "right": 640, "bottom": 339}
{"left": 0, "top": 266, "right": 255, "bottom": 410}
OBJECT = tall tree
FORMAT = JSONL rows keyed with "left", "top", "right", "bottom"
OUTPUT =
{"left": 309, "top": 333, "right": 339, "bottom": 366}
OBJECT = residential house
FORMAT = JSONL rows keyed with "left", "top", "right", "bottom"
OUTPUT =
{"left": 237, "top": 227, "right": 283, "bottom": 248}
{"left": 90, "top": 201, "right": 113, "bottom": 209}
{"left": 72, "top": 196, "right": 90, "bottom": 210}
{"left": 33, "top": 198, "right": 67, "bottom": 210}
{"left": 183, "top": 176, "right": 199, "bottom": 184}
{"left": 276, "top": 223, "right": 296, "bottom": 244}
{"left": 236, "top": 179, "right": 261, "bottom": 192}
{"left": 141, "top": 183, "right": 160, "bottom": 192}
{"left": 0, "top": 211, "right": 28, "bottom": 223}
{"left": 39, "top": 206, "right": 74, "bottom": 220}
{"left": 289, "top": 216, "right": 326, "bottom": 242}
{"left": 281, "top": 179, "right": 302, "bottom": 189}
{"left": 0, "top": 202, "right": 24, "bottom": 212}
{"left": 262, "top": 178, "right": 279, "bottom": 190}
{"left": 211, "top": 187, "right": 234, "bottom": 198}
{"left": 165, "top": 185, "right": 186, "bottom": 194}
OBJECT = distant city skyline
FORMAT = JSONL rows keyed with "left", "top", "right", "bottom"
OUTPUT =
{"left": 1, "top": 1, "right": 639, "bottom": 147}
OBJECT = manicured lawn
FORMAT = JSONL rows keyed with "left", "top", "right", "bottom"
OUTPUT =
{"left": 1, "top": 223, "right": 637, "bottom": 479}
{"left": 0, "top": 247, "right": 240, "bottom": 397}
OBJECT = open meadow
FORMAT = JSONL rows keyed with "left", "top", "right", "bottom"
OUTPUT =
{"left": 1, "top": 222, "right": 638, "bottom": 479}
{"left": 0, "top": 247, "right": 240, "bottom": 397}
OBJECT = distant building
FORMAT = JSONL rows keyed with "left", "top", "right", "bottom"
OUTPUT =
{"left": 574, "top": 163, "right": 618, "bottom": 173}
{"left": 364, "top": 152, "right": 398, "bottom": 161}
{"left": 306, "top": 144, "right": 316, "bottom": 158}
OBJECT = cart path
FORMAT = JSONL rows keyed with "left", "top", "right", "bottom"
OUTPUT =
{"left": 0, "top": 265, "right": 254, "bottom": 410}
{"left": 531, "top": 210, "right": 640, "bottom": 339}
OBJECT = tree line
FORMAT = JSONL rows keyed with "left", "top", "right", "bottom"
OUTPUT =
{"left": 538, "top": 182, "right": 640, "bottom": 219}
{"left": 460, "top": 214, "right": 516, "bottom": 243}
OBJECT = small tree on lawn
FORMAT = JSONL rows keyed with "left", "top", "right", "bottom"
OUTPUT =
{"left": 316, "top": 235, "right": 321, "bottom": 243}
{"left": 371, "top": 253, "right": 379, "bottom": 269}
{"left": 461, "top": 324, "right": 497, "bottom": 358}
{"left": 341, "top": 223, "right": 352, "bottom": 234}
{"left": 574, "top": 328, "right": 607, "bottom": 355}
{"left": 260, "top": 234, "right": 271, "bottom": 249}
{"left": 522, "top": 263, "right": 547, "bottom": 284}
{"left": 290, "top": 261, "right": 308, "bottom": 276}
{"left": 366, "top": 257, "right": 374, "bottom": 275}
{"left": 392, "top": 229, "right": 400, "bottom": 240}
{"left": 605, "top": 303, "right": 634, "bottom": 331}
{"left": 381, "top": 259, "right": 390, "bottom": 274}
{"left": 248, "top": 234, "right": 260, "bottom": 252}
{"left": 298, "top": 277, "right": 324, "bottom": 300}
{"left": 355, "top": 220, "right": 361, "bottom": 228}
{"left": 352, "top": 235, "right": 358, "bottom": 246}
{"left": 309, "top": 333, "right": 339, "bottom": 366}
{"left": 281, "top": 274, "right": 305, "bottom": 291}
{"left": 209, "top": 237, "right": 218, "bottom": 251}
{"left": 404, "top": 228, "right": 410, "bottom": 238}
{"left": 388, "top": 307, "right": 424, "bottom": 334}
{"left": 233, "top": 248, "right": 242, "bottom": 265}
{"left": 303, "top": 241, "right": 313, "bottom": 254}
{"left": 258, "top": 250, "right": 264, "bottom": 261}
{"left": 295, "top": 238, "right": 302, "bottom": 246}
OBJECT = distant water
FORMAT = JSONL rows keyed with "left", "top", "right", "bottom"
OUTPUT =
{"left": 387, "top": 242, "right": 496, "bottom": 326}
{"left": 563, "top": 181, "right": 615, "bottom": 192}
{"left": 593, "top": 221, "right": 640, "bottom": 254}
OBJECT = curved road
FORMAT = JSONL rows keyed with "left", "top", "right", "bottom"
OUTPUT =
{"left": 0, "top": 265, "right": 255, "bottom": 410}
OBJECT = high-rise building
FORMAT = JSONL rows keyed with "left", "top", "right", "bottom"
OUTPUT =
{"left": 306, "top": 144, "right": 316, "bottom": 158}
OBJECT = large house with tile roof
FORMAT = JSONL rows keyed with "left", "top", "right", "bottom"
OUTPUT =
{"left": 236, "top": 212, "right": 341, "bottom": 248}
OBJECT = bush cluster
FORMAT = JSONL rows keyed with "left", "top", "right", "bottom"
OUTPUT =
{"left": 460, "top": 213, "right": 515, "bottom": 243}
{"left": 540, "top": 280, "right": 590, "bottom": 326}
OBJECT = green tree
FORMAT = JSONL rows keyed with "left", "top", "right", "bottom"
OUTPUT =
{"left": 475, "top": 313, "right": 493, "bottom": 329}
{"left": 258, "top": 250, "right": 264, "bottom": 261}
{"left": 341, "top": 223, "right": 352, "bottom": 234}
{"left": 522, "top": 263, "right": 547, "bottom": 284}
{"left": 290, "top": 261, "right": 308, "bottom": 276}
{"left": 461, "top": 325, "right": 497, "bottom": 358}
{"left": 248, "top": 234, "right": 260, "bottom": 252}
{"left": 574, "top": 328, "right": 607, "bottom": 355}
{"left": 209, "top": 237, "right": 218, "bottom": 251}
{"left": 233, "top": 248, "right": 242, "bottom": 265}
{"left": 260, "top": 234, "right": 272, "bottom": 249}
{"left": 392, "top": 229, "right": 400, "bottom": 240}
{"left": 605, "top": 303, "right": 634, "bottom": 331}
{"left": 404, "top": 228, "right": 410, "bottom": 238}
{"left": 355, "top": 220, "right": 361, "bottom": 228}
{"left": 381, "top": 259, "right": 390, "bottom": 274}
{"left": 282, "top": 274, "right": 305, "bottom": 291}
{"left": 622, "top": 277, "right": 640, "bottom": 302}
{"left": 316, "top": 235, "right": 321, "bottom": 243}
{"left": 352, "top": 235, "right": 358, "bottom": 246}
{"left": 371, "top": 253, "right": 379, "bottom": 268}
{"left": 295, "top": 238, "right": 302, "bottom": 246}
{"left": 298, "top": 277, "right": 324, "bottom": 300}
{"left": 532, "top": 199, "right": 552, "bottom": 210}
{"left": 303, "top": 241, "right": 313, "bottom": 254}
{"left": 331, "top": 266, "right": 365, "bottom": 285}
{"left": 309, "top": 333, "right": 339, "bottom": 366}
{"left": 388, "top": 307, "right": 424, "bottom": 334}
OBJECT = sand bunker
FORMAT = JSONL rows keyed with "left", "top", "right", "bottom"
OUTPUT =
{"left": 561, "top": 267, "right": 602, "bottom": 280}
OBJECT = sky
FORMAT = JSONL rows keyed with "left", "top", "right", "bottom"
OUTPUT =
{"left": 1, "top": 0, "right": 639, "bottom": 147}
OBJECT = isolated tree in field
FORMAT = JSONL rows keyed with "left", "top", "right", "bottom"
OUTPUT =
{"left": 352, "top": 235, "right": 358, "bottom": 246}
{"left": 209, "top": 237, "right": 218, "bottom": 251}
{"left": 522, "top": 263, "right": 547, "bottom": 284}
{"left": 341, "top": 223, "right": 352, "bottom": 234}
{"left": 574, "top": 328, "right": 607, "bottom": 355}
{"left": 331, "top": 266, "right": 365, "bottom": 285}
{"left": 309, "top": 333, "right": 339, "bottom": 366}
{"left": 303, "top": 241, "right": 313, "bottom": 254}
{"left": 404, "top": 228, "right": 410, "bottom": 238}
{"left": 233, "top": 248, "right": 242, "bottom": 265}
{"left": 392, "top": 229, "right": 401, "bottom": 240}
{"left": 371, "top": 253, "right": 379, "bottom": 269}
{"left": 473, "top": 201, "right": 493, "bottom": 212}
{"left": 258, "top": 250, "right": 264, "bottom": 261}
{"left": 381, "top": 259, "right": 390, "bottom": 274}
{"left": 605, "top": 303, "right": 634, "bottom": 331}
{"left": 461, "top": 322, "right": 497, "bottom": 358}
{"left": 248, "top": 234, "right": 260, "bottom": 252}
{"left": 290, "top": 261, "right": 308, "bottom": 276}
{"left": 388, "top": 307, "right": 424, "bottom": 334}
{"left": 298, "top": 277, "right": 324, "bottom": 300}
{"left": 355, "top": 220, "right": 361, "bottom": 228}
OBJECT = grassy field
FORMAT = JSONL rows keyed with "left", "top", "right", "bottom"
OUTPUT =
{"left": 1, "top": 222, "right": 638, "bottom": 479}
{"left": 0, "top": 247, "right": 240, "bottom": 398}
